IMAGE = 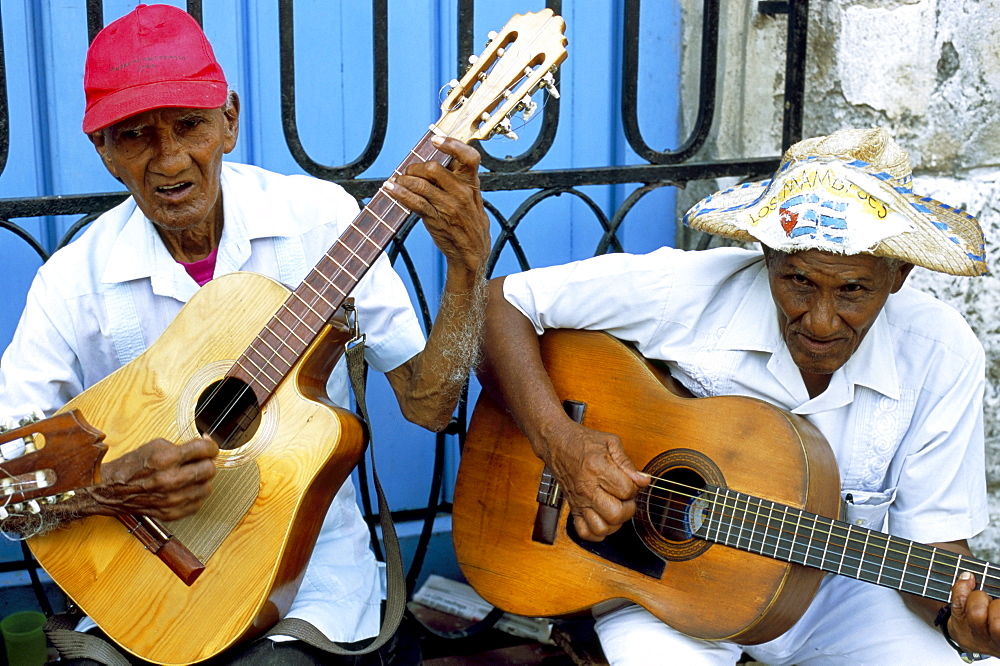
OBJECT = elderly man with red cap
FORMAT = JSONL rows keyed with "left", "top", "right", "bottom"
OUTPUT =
{"left": 0, "top": 4, "right": 488, "bottom": 664}
{"left": 477, "top": 127, "right": 1000, "bottom": 663}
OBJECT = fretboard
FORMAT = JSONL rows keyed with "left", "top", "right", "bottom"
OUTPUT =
{"left": 228, "top": 131, "right": 451, "bottom": 402}
{"left": 687, "top": 484, "right": 1000, "bottom": 603}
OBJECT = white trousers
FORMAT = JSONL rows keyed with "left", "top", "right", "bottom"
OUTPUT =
{"left": 594, "top": 575, "right": 998, "bottom": 665}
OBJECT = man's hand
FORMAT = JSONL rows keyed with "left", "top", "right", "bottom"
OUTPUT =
{"left": 384, "top": 136, "right": 490, "bottom": 287}
{"left": 541, "top": 418, "right": 651, "bottom": 541}
{"left": 88, "top": 438, "right": 219, "bottom": 521}
{"left": 947, "top": 572, "right": 1000, "bottom": 658}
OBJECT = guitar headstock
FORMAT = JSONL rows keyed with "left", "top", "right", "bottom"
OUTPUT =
{"left": 434, "top": 9, "right": 568, "bottom": 144}
{"left": 0, "top": 409, "right": 106, "bottom": 517}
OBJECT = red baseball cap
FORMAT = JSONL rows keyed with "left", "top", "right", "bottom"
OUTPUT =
{"left": 82, "top": 4, "right": 228, "bottom": 133}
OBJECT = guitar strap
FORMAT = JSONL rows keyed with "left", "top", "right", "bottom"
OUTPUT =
{"left": 264, "top": 329, "right": 406, "bottom": 655}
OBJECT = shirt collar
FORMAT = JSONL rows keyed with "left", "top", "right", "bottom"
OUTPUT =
{"left": 99, "top": 163, "right": 286, "bottom": 301}
{"left": 717, "top": 262, "right": 900, "bottom": 404}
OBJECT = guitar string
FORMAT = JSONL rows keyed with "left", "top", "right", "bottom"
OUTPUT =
{"left": 630, "top": 475, "right": 999, "bottom": 597}
{"left": 639, "top": 478, "right": 996, "bottom": 594}
{"left": 196, "top": 35, "right": 555, "bottom": 446}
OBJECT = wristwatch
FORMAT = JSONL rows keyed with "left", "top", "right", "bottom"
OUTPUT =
{"left": 935, "top": 604, "right": 989, "bottom": 663}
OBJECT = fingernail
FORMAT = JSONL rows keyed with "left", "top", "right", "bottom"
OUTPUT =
{"left": 431, "top": 135, "right": 445, "bottom": 146}
{"left": 960, "top": 571, "right": 973, "bottom": 580}
{"left": 383, "top": 181, "right": 395, "bottom": 192}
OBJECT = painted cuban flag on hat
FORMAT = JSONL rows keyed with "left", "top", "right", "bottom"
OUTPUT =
{"left": 736, "top": 159, "right": 913, "bottom": 255}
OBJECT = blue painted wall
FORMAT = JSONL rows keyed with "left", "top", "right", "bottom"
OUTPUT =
{"left": 0, "top": 0, "right": 680, "bottom": 586}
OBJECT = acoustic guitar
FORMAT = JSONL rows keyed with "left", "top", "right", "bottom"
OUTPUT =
{"left": 27, "top": 11, "right": 567, "bottom": 665}
{"left": 453, "top": 329, "right": 998, "bottom": 645}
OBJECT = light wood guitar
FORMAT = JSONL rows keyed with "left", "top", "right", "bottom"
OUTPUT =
{"left": 27, "top": 11, "right": 567, "bottom": 665}
{"left": 453, "top": 329, "right": 999, "bottom": 644}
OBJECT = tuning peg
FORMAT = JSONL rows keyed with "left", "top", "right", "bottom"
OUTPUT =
{"left": 468, "top": 54, "right": 479, "bottom": 65}
{"left": 0, "top": 506, "right": 7, "bottom": 520}
{"left": 486, "top": 30, "right": 498, "bottom": 45}
{"left": 540, "top": 71, "right": 560, "bottom": 99}
{"left": 518, "top": 94, "right": 537, "bottom": 121}
{"left": 494, "top": 118, "right": 518, "bottom": 141}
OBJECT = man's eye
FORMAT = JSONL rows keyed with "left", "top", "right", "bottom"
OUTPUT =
{"left": 120, "top": 129, "right": 143, "bottom": 139}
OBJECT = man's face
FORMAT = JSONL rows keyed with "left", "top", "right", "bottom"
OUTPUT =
{"left": 765, "top": 248, "right": 912, "bottom": 387}
{"left": 90, "top": 103, "right": 238, "bottom": 236}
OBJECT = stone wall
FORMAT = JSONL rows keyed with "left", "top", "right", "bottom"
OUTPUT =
{"left": 678, "top": 0, "right": 1000, "bottom": 559}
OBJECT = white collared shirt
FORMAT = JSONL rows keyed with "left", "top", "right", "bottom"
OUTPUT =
{"left": 503, "top": 246, "right": 988, "bottom": 544}
{"left": 0, "top": 162, "right": 426, "bottom": 642}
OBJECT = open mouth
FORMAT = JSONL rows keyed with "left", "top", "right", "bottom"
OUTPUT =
{"left": 156, "top": 182, "right": 193, "bottom": 196}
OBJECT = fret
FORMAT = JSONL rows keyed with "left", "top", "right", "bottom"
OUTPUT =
{"left": 898, "top": 540, "right": 915, "bottom": 594}
{"left": 297, "top": 280, "right": 336, "bottom": 313}
{"left": 921, "top": 549, "right": 937, "bottom": 597}
{"left": 771, "top": 502, "right": 793, "bottom": 562}
{"left": 831, "top": 522, "right": 850, "bottom": 574}
{"left": 256, "top": 329, "right": 300, "bottom": 365}
{"left": 749, "top": 496, "right": 770, "bottom": 555}
{"left": 788, "top": 508, "right": 809, "bottom": 565}
{"left": 719, "top": 489, "right": 738, "bottom": 547}
{"left": 706, "top": 489, "right": 724, "bottom": 544}
{"left": 233, "top": 356, "right": 280, "bottom": 391}
{"left": 265, "top": 316, "right": 310, "bottom": 347}
{"left": 326, "top": 253, "right": 360, "bottom": 282}
{"left": 901, "top": 542, "right": 933, "bottom": 596}
{"left": 838, "top": 523, "right": 863, "bottom": 579}
{"left": 733, "top": 491, "right": 754, "bottom": 551}
{"left": 760, "top": 499, "right": 781, "bottom": 559}
{"left": 814, "top": 515, "right": 835, "bottom": 571}
{"left": 244, "top": 347, "right": 287, "bottom": 380}
{"left": 867, "top": 533, "right": 896, "bottom": 588}
{"left": 276, "top": 300, "right": 324, "bottom": 338}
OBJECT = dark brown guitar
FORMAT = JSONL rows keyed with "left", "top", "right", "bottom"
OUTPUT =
{"left": 453, "top": 329, "right": 998, "bottom": 644}
{"left": 0, "top": 410, "right": 106, "bottom": 512}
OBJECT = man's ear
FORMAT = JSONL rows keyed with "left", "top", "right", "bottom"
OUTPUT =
{"left": 88, "top": 131, "right": 120, "bottom": 179}
{"left": 223, "top": 91, "right": 240, "bottom": 154}
{"left": 890, "top": 262, "right": 915, "bottom": 293}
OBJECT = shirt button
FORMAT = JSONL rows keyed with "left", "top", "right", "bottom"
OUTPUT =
{"left": 855, "top": 519, "right": 865, "bottom": 525}
{"left": 717, "top": 327, "right": 726, "bottom": 336}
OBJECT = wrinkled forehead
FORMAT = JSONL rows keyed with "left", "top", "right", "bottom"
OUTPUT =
{"left": 764, "top": 247, "right": 896, "bottom": 279}
{"left": 102, "top": 107, "right": 224, "bottom": 139}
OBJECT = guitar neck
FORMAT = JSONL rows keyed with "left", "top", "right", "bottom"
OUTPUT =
{"left": 228, "top": 131, "right": 451, "bottom": 402}
{"left": 692, "top": 485, "right": 1000, "bottom": 603}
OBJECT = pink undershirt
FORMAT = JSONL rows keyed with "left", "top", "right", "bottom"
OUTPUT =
{"left": 178, "top": 247, "right": 219, "bottom": 286}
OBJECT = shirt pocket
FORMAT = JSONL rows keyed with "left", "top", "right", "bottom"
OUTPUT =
{"left": 841, "top": 487, "right": 897, "bottom": 531}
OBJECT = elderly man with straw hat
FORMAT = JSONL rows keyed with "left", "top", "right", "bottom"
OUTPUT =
{"left": 478, "top": 127, "right": 999, "bottom": 663}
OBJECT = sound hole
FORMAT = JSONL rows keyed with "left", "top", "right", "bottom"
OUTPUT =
{"left": 194, "top": 378, "right": 262, "bottom": 450}
{"left": 635, "top": 449, "right": 725, "bottom": 562}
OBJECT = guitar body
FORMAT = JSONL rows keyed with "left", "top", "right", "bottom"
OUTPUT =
{"left": 453, "top": 329, "right": 841, "bottom": 645}
{"left": 28, "top": 272, "right": 365, "bottom": 665}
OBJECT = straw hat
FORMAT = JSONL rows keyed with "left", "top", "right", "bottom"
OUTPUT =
{"left": 683, "top": 127, "right": 987, "bottom": 276}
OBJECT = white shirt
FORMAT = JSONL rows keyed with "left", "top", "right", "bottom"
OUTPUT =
{"left": 0, "top": 162, "right": 426, "bottom": 642}
{"left": 503, "top": 246, "right": 988, "bottom": 545}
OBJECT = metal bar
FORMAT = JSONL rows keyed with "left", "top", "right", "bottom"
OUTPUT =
{"left": 782, "top": 0, "right": 809, "bottom": 149}
{"left": 621, "top": 0, "right": 719, "bottom": 164}
{"left": 279, "top": 0, "right": 389, "bottom": 179}
{"left": 0, "top": 6, "right": 8, "bottom": 176}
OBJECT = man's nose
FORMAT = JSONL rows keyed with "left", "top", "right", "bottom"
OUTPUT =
{"left": 804, "top": 295, "right": 839, "bottom": 336}
{"left": 151, "top": 132, "right": 186, "bottom": 170}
